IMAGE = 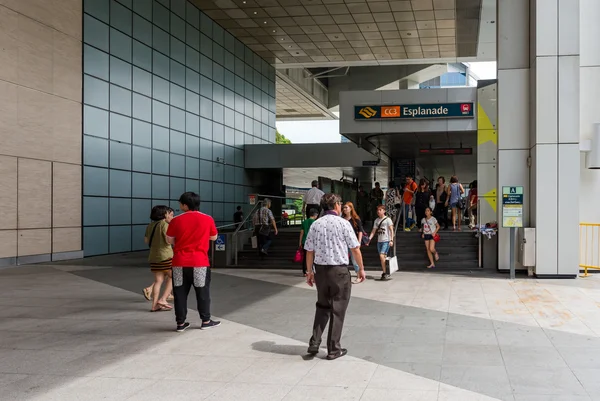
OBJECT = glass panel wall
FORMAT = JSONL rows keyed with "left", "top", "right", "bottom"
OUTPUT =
{"left": 83, "top": 0, "right": 276, "bottom": 256}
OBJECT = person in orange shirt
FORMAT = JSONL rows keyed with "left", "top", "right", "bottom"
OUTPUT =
{"left": 403, "top": 175, "right": 418, "bottom": 229}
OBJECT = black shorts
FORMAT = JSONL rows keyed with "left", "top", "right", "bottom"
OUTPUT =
{"left": 423, "top": 234, "right": 433, "bottom": 241}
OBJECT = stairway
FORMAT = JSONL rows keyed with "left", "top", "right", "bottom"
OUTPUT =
{"left": 235, "top": 227, "right": 481, "bottom": 272}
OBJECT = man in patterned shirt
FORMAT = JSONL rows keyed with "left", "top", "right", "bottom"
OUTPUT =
{"left": 304, "top": 193, "right": 366, "bottom": 360}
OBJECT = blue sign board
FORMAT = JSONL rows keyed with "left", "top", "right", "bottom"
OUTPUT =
{"left": 215, "top": 234, "right": 226, "bottom": 251}
{"left": 355, "top": 103, "right": 474, "bottom": 120}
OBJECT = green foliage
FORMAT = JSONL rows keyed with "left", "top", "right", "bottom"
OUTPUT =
{"left": 276, "top": 130, "right": 292, "bottom": 144}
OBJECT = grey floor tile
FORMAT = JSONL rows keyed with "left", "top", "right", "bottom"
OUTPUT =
{"left": 442, "top": 344, "right": 504, "bottom": 366}
{"left": 573, "top": 368, "right": 600, "bottom": 396}
{"left": 446, "top": 314, "right": 495, "bottom": 330}
{"left": 168, "top": 356, "right": 256, "bottom": 382}
{"left": 441, "top": 365, "right": 513, "bottom": 400}
{"left": 205, "top": 382, "right": 292, "bottom": 401}
{"left": 445, "top": 328, "right": 498, "bottom": 346}
{"left": 402, "top": 316, "right": 448, "bottom": 329}
{"left": 233, "top": 358, "right": 318, "bottom": 386}
{"left": 282, "top": 385, "right": 364, "bottom": 401}
{"left": 393, "top": 327, "right": 447, "bottom": 344}
{"left": 343, "top": 326, "right": 398, "bottom": 344}
{"left": 557, "top": 346, "right": 600, "bottom": 369}
{"left": 346, "top": 343, "right": 391, "bottom": 363}
{"left": 544, "top": 329, "right": 600, "bottom": 348}
{"left": 43, "top": 377, "right": 153, "bottom": 401}
{"left": 127, "top": 379, "right": 225, "bottom": 400}
{"left": 0, "top": 374, "right": 93, "bottom": 400}
{"left": 360, "top": 388, "right": 438, "bottom": 401}
{"left": 299, "top": 360, "right": 376, "bottom": 388}
{"left": 500, "top": 346, "right": 568, "bottom": 368}
{"left": 495, "top": 328, "right": 553, "bottom": 347}
{"left": 382, "top": 343, "right": 444, "bottom": 364}
{"left": 507, "top": 367, "right": 587, "bottom": 396}
{"left": 383, "top": 362, "right": 442, "bottom": 382}
{"left": 513, "top": 396, "right": 591, "bottom": 401}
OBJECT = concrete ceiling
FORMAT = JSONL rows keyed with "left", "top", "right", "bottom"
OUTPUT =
{"left": 190, "top": 0, "right": 485, "bottom": 68}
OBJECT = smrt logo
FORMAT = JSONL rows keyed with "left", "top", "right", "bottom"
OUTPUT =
{"left": 460, "top": 103, "right": 472, "bottom": 115}
{"left": 358, "top": 106, "right": 377, "bottom": 119}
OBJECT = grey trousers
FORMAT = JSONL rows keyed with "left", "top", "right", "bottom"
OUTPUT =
{"left": 309, "top": 265, "right": 352, "bottom": 357}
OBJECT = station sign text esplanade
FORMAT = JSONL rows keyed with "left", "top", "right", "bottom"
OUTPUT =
{"left": 354, "top": 103, "right": 474, "bottom": 120}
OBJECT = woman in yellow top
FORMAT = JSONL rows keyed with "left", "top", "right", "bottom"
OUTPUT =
{"left": 144, "top": 205, "right": 174, "bottom": 312}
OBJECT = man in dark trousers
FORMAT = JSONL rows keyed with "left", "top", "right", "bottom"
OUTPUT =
{"left": 304, "top": 193, "right": 366, "bottom": 360}
{"left": 166, "top": 192, "right": 221, "bottom": 332}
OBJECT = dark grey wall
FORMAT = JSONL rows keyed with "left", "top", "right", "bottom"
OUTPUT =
{"left": 82, "top": 0, "right": 276, "bottom": 256}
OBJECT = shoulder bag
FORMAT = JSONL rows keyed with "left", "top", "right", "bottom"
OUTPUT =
{"left": 148, "top": 223, "right": 159, "bottom": 248}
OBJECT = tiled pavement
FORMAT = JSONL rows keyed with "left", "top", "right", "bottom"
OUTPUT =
{"left": 2, "top": 257, "right": 600, "bottom": 400}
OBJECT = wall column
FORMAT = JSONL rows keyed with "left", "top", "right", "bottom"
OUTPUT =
{"left": 496, "top": 0, "right": 531, "bottom": 271}
{"left": 497, "top": 0, "right": 580, "bottom": 276}
{"left": 579, "top": 0, "right": 600, "bottom": 226}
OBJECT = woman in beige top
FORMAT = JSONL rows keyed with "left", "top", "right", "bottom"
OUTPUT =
{"left": 144, "top": 205, "right": 174, "bottom": 312}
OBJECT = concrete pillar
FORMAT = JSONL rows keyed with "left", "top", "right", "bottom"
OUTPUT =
{"left": 496, "top": 0, "right": 531, "bottom": 271}
{"left": 580, "top": 0, "right": 600, "bottom": 225}
{"left": 497, "top": 0, "right": 580, "bottom": 276}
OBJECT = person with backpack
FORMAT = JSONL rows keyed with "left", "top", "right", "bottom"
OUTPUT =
{"left": 143, "top": 205, "right": 174, "bottom": 312}
{"left": 367, "top": 205, "right": 395, "bottom": 281}
{"left": 445, "top": 176, "right": 465, "bottom": 231}
{"left": 342, "top": 202, "right": 366, "bottom": 284}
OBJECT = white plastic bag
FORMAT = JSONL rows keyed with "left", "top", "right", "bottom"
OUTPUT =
{"left": 251, "top": 236, "right": 258, "bottom": 249}
{"left": 388, "top": 256, "right": 399, "bottom": 275}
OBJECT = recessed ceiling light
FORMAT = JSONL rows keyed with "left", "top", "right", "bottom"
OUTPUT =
{"left": 253, "top": 11, "right": 257, "bottom": 14}
{"left": 263, "top": 21, "right": 267, "bottom": 24}
{"left": 288, "top": 45, "right": 292, "bottom": 48}
{"left": 272, "top": 30, "right": 276, "bottom": 33}
{"left": 280, "top": 38, "right": 284, "bottom": 40}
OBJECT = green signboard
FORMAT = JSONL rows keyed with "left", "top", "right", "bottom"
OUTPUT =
{"left": 502, "top": 186, "right": 523, "bottom": 228}
{"left": 354, "top": 103, "right": 474, "bottom": 120}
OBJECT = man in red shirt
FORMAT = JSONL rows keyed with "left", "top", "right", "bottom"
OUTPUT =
{"left": 166, "top": 192, "right": 220, "bottom": 332}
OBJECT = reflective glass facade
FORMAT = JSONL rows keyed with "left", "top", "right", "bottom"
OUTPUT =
{"left": 82, "top": 0, "right": 276, "bottom": 256}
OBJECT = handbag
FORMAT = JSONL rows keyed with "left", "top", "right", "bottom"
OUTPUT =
{"left": 294, "top": 248, "right": 304, "bottom": 263}
{"left": 433, "top": 233, "right": 440, "bottom": 242}
{"left": 258, "top": 224, "right": 271, "bottom": 236}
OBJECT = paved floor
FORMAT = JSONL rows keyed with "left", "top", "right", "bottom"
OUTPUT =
{"left": 2, "top": 257, "right": 600, "bottom": 400}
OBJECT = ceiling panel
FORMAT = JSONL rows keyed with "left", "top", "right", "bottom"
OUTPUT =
{"left": 189, "top": 0, "right": 483, "bottom": 67}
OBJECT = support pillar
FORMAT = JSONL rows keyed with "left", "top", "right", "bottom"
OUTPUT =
{"left": 580, "top": 0, "right": 600, "bottom": 225}
{"left": 497, "top": 0, "right": 580, "bottom": 276}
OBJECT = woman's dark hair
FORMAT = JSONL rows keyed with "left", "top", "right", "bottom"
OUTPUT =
{"left": 425, "top": 206, "right": 433, "bottom": 214}
{"left": 388, "top": 181, "right": 395, "bottom": 188}
{"left": 471, "top": 180, "right": 478, "bottom": 189}
{"left": 450, "top": 175, "right": 459, "bottom": 183}
{"left": 419, "top": 178, "right": 427, "bottom": 188}
{"left": 308, "top": 208, "right": 318, "bottom": 217}
{"left": 150, "top": 205, "right": 174, "bottom": 221}
{"left": 179, "top": 192, "right": 201, "bottom": 211}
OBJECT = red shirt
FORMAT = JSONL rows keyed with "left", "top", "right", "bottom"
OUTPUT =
{"left": 166, "top": 211, "right": 218, "bottom": 267}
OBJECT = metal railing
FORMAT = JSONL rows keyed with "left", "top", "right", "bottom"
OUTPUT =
{"left": 231, "top": 194, "right": 303, "bottom": 266}
{"left": 580, "top": 223, "right": 600, "bottom": 277}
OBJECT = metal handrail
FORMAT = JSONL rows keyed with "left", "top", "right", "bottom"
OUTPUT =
{"left": 233, "top": 201, "right": 263, "bottom": 266}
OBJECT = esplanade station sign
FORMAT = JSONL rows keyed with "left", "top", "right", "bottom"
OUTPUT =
{"left": 354, "top": 103, "right": 474, "bottom": 120}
